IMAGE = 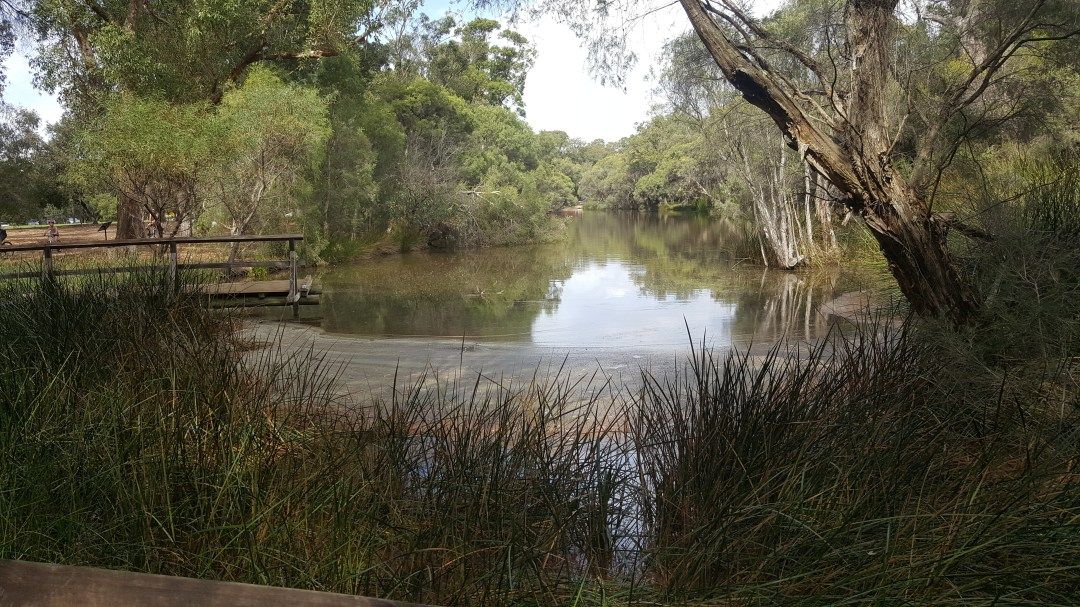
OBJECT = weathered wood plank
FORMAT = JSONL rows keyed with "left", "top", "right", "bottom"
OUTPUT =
{"left": 177, "top": 260, "right": 291, "bottom": 271}
{"left": 199, "top": 277, "right": 315, "bottom": 297}
{"left": 209, "top": 295, "right": 321, "bottom": 308}
{"left": 2, "top": 234, "right": 304, "bottom": 254}
{"left": 0, "top": 560, "right": 432, "bottom": 607}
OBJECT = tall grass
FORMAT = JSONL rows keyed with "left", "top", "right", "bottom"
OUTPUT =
{"left": 633, "top": 328, "right": 1079, "bottom": 604}
{"left": 959, "top": 154, "right": 1080, "bottom": 366}
{"left": 0, "top": 271, "right": 1077, "bottom": 605}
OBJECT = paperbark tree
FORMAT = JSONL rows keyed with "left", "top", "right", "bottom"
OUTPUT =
{"left": 673, "top": 0, "right": 1080, "bottom": 323}
{"left": 491, "top": 0, "right": 1076, "bottom": 323}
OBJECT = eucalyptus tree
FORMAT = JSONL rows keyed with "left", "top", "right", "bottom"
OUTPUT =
{"left": 66, "top": 96, "right": 214, "bottom": 237}
{"left": 387, "top": 14, "right": 537, "bottom": 116}
{"left": 485, "top": 0, "right": 1079, "bottom": 323}
{"left": 420, "top": 17, "right": 536, "bottom": 115}
{"left": 29, "top": 0, "right": 389, "bottom": 106}
{"left": 27, "top": 0, "right": 388, "bottom": 237}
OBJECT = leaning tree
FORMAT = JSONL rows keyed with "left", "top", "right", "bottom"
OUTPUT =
{"left": 675, "top": 0, "right": 1077, "bottom": 324}
{"left": 492, "top": 0, "right": 1078, "bottom": 324}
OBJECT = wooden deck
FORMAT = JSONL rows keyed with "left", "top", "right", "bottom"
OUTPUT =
{"left": 0, "top": 234, "right": 319, "bottom": 319}
{"left": 200, "top": 276, "right": 322, "bottom": 307}
{"left": 0, "top": 560, "right": 432, "bottom": 607}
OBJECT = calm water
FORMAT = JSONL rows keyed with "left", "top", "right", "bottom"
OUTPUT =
{"left": 317, "top": 212, "right": 873, "bottom": 350}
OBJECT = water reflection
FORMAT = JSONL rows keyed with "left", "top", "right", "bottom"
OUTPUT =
{"left": 318, "top": 212, "right": 871, "bottom": 349}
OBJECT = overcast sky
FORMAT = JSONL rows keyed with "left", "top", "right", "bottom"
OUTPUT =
{"left": 2, "top": 0, "right": 784, "bottom": 141}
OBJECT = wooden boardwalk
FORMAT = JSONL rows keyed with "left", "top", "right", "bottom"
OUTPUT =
{"left": 0, "top": 234, "right": 319, "bottom": 319}
{"left": 201, "top": 276, "right": 321, "bottom": 308}
{"left": 0, "top": 560, "right": 431, "bottom": 607}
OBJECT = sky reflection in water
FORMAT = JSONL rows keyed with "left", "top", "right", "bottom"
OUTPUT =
{"left": 317, "top": 212, "right": 872, "bottom": 350}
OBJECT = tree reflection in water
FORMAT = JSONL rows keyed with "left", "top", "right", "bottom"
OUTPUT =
{"left": 315, "top": 212, "right": 884, "bottom": 349}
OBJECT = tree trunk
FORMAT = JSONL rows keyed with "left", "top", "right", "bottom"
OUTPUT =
{"left": 677, "top": 0, "right": 981, "bottom": 324}
{"left": 116, "top": 192, "right": 144, "bottom": 239}
{"left": 803, "top": 164, "right": 815, "bottom": 248}
{"left": 861, "top": 186, "right": 979, "bottom": 323}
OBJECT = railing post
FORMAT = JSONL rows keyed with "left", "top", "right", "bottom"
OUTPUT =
{"left": 168, "top": 241, "right": 178, "bottom": 295}
{"left": 288, "top": 238, "right": 299, "bottom": 320}
{"left": 42, "top": 245, "right": 53, "bottom": 280}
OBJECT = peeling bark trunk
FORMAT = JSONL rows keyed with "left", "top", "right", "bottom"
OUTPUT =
{"left": 803, "top": 164, "right": 815, "bottom": 248}
{"left": 678, "top": 0, "right": 981, "bottom": 324}
{"left": 861, "top": 186, "right": 979, "bottom": 321}
{"left": 813, "top": 173, "right": 838, "bottom": 250}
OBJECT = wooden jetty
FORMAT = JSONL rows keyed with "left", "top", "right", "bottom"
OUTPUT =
{"left": 0, "top": 559, "right": 432, "bottom": 606}
{"left": 0, "top": 234, "right": 319, "bottom": 319}
{"left": 201, "top": 276, "right": 322, "bottom": 310}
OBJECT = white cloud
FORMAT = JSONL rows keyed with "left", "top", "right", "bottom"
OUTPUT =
{"left": 515, "top": 0, "right": 787, "bottom": 142}
{"left": 518, "top": 5, "right": 688, "bottom": 143}
{"left": 3, "top": 51, "right": 64, "bottom": 129}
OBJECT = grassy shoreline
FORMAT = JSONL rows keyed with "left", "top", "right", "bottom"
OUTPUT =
{"left": 1, "top": 271, "right": 1077, "bottom": 605}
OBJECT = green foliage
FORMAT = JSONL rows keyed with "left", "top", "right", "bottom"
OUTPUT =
{"left": 533, "top": 161, "right": 577, "bottom": 210}
{"left": 25, "top": 0, "right": 578, "bottom": 253}
{"left": 0, "top": 108, "right": 73, "bottom": 223}
{"left": 32, "top": 0, "right": 386, "bottom": 106}
{"left": 64, "top": 68, "right": 329, "bottom": 244}
{"left": 416, "top": 16, "right": 536, "bottom": 116}
{"left": 68, "top": 94, "right": 214, "bottom": 232}
{"left": 205, "top": 66, "right": 330, "bottom": 241}
{"left": 580, "top": 153, "right": 635, "bottom": 209}
{"left": 954, "top": 151, "right": 1080, "bottom": 365}
{"left": 577, "top": 116, "right": 724, "bottom": 212}
{"left": 85, "top": 193, "right": 117, "bottom": 222}
{"left": 71, "top": 94, "right": 213, "bottom": 189}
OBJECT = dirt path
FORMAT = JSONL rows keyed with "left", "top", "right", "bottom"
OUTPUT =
{"left": 3, "top": 224, "right": 105, "bottom": 246}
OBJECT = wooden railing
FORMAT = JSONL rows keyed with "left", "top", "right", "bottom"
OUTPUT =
{"left": 0, "top": 234, "right": 307, "bottom": 318}
{"left": 0, "top": 560, "right": 433, "bottom": 607}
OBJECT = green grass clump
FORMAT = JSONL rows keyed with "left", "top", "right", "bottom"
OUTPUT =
{"left": 0, "top": 270, "right": 1077, "bottom": 606}
{"left": 631, "top": 326, "right": 1079, "bottom": 604}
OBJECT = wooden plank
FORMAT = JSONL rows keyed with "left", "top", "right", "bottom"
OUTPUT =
{"left": 0, "top": 560, "right": 431, "bottom": 607}
{"left": 0, "top": 261, "right": 293, "bottom": 281}
{"left": 178, "top": 260, "right": 290, "bottom": 271}
{"left": 198, "top": 276, "right": 317, "bottom": 298}
{"left": 2, "top": 234, "right": 304, "bottom": 253}
{"left": 0, "top": 274, "right": 321, "bottom": 299}
{"left": 211, "top": 296, "right": 321, "bottom": 308}
{"left": 199, "top": 280, "right": 294, "bottom": 296}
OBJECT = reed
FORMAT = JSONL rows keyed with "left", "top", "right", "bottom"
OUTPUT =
{"left": 0, "top": 271, "right": 1076, "bottom": 606}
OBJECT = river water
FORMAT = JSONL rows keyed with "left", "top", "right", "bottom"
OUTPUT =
{"left": 316, "top": 212, "right": 875, "bottom": 351}
{"left": 256, "top": 212, "right": 888, "bottom": 391}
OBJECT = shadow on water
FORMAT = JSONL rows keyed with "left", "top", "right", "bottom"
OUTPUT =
{"left": 316, "top": 212, "right": 881, "bottom": 350}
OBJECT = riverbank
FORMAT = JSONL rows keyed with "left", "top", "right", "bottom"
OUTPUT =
{"left": 3, "top": 272, "right": 1078, "bottom": 606}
